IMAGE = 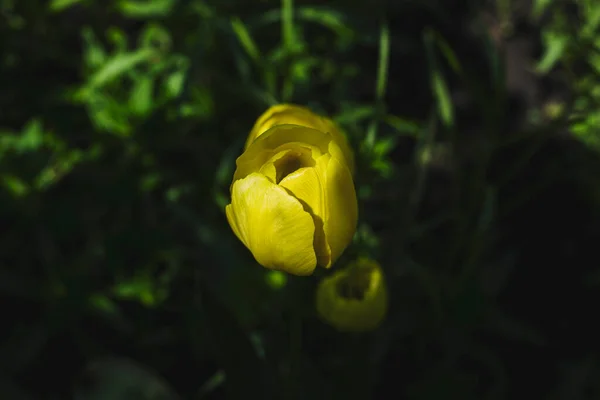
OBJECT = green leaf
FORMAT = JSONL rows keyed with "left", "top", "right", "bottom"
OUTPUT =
{"left": 49, "top": 0, "right": 86, "bottom": 12}
{"left": 82, "top": 28, "right": 106, "bottom": 69}
{"left": 2, "top": 175, "right": 29, "bottom": 197}
{"left": 536, "top": 31, "right": 568, "bottom": 74}
{"left": 363, "top": 120, "right": 378, "bottom": 151}
{"left": 139, "top": 23, "right": 172, "bottom": 52}
{"left": 433, "top": 31, "right": 462, "bottom": 74}
{"left": 424, "top": 29, "right": 454, "bottom": 127}
{"left": 164, "top": 68, "right": 187, "bottom": 100}
{"left": 373, "top": 136, "right": 397, "bottom": 157}
{"left": 231, "top": 17, "right": 262, "bottom": 65}
{"left": 177, "top": 87, "right": 214, "bottom": 119}
{"left": 383, "top": 115, "right": 421, "bottom": 136}
{"left": 281, "top": 0, "right": 296, "bottom": 51}
{"left": 432, "top": 70, "right": 454, "bottom": 127}
{"left": 255, "top": 7, "right": 354, "bottom": 39}
{"left": 129, "top": 76, "right": 155, "bottom": 116}
{"left": 86, "top": 93, "right": 132, "bottom": 136}
{"left": 532, "top": 0, "right": 553, "bottom": 19}
{"left": 197, "top": 370, "right": 226, "bottom": 398}
{"left": 34, "top": 150, "right": 84, "bottom": 190}
{"left": 87, "top": 294, "right": 132, "bottom": 333}
{"left": 291, "top": 57, "right": 319, "bottom": 82}
{"left": 81, "top": 48, "right": 156, "bottom": 95}
{"left": 112, "top": 274, "right": 164, "bottom": 307}
{"left": 18, "top": 119, "right": 44, "bottom": 152}
{"left": 376, "top": 21, "right": 390, "bottom": 101}
{"left": 297, "top": 7, "right": 354, "bottom": 38}
{"left": 582, "top": 0, "right": 600, "bottom": 38}
{"left": 116, "top": 0, "right": 175, "bottom": 18}
{"left": 334, "top": 105, "right": 376, "bottom": 124}
{"left": 106, "top": 27, "right": 129, "bottom": 53}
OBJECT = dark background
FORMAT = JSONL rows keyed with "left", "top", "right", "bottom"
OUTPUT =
{"left": 2, "top": 0, "right": 600, "bottom": 399}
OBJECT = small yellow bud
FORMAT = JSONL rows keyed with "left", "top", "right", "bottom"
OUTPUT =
{"left": 316, "top": 258, "right": 388, "bottom": 332}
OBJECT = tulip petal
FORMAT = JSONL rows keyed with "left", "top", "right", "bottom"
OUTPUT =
{"left": 279, "top": 154, "right": 357, "bottom": 268}
{"left": 234, "top": 125, "right": 347, "bottom": 182}
{"left": 225, "top": 173, "right": 317, "bottom": 275}
{"left": 246, "top": 104, "right": 321, "bottom": 148}
{"left": 320, "top": 155, "right": 358, "bottom": 265}
{"left": 246, "top": 104, "right": 354, "bottom": 174}
{"left": 279, "top": 167, "right": 330, "bottom": 267}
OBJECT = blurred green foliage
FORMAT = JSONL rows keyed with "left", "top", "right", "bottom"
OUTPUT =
{"left": 2, "top": 0, "right": 600, "bottom": 399}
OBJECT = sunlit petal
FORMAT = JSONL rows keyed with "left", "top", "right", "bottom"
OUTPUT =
{"left": 279, "top": 166, "right": 330, "bottom": 267}
{"left": 246, "top": 104, "right": 354, "bottom": 173}
{"left": 315, "top": 155, "right": 358, "bottom": 266}
{"left": 233, "top": 125, "right": 330, "bottom": 182}
{"left": 226, "top": 173, "right": 317, "bottom": 275}
{"left": 279, "top": 153, "right": 357, "bottom": 268}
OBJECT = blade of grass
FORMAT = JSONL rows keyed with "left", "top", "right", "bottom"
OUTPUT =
{"left": 117, "top": 0, "right": 175, "bottom": 18}
{"left": 424, "top": 28, "right": 454, "bottom": 128}
{"left": 281, "top": 0, "right": 295, "bottom": 51}
{"left": 231, "top": 17, "right": 262, "bottom": 66}
{"left": 376, "top": 21, "right": 390, "bottom": 101}
{"left": 364, "top": 120, "right": 378, "bottom": 151}
{"left": 334, "top": 105, "right": 376, "bottom": 124}
{"left": 255, "top": 7, "right": 353, "bottom": 39}
{"left": 49, "top": 0, "right": 85, "bottom": 12}
{"left": 384, "top": 115, "right": 421, "bottom": 137}
{"left": 78, "top": 48, "right": 156, "bottom": 98}
{"left": 536, "top": 31, "right": 568, "bottom": 74}
{"left": 432, "top": 30, "right": 462, "bottom": 74}
{"left": 365, "top": 21, "right": 391, "bottom": 150}
{"left": 297, "top": 7, "right": 353, "bottom": 38}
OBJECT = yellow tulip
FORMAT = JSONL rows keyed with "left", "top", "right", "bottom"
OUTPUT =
{"left": 226, "top": 104, "right": 358, "bottom": 276}
{"left": 316, "top": 258, "right": 387, "bottom": 332}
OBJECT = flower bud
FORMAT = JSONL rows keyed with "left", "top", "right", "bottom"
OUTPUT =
{"left": 316, "top": 258, "right": 388, "bottom": 332}
{"left": 225, "top": 105, "right": 358, "bottom": 275}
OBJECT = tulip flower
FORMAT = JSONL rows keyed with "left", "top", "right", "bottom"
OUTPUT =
{"left": 226, "top": 104, "right": 358, "bottom": 276}
{"left": 316, "top": 258, "right": 388, "bottom": 332}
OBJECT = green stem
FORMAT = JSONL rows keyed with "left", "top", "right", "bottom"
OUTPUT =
{"left": 281, "top": 0, "right": 294, "bottom": 51}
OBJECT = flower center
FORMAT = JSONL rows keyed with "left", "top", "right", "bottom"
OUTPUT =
{"left": 336, "top": 269, "right": 372, "bottom": 300}
{"left": 274, "top": 150, "right": 314, "bottom": 184}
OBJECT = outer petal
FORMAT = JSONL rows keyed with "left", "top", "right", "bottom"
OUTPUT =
{"left": 245, "top": 104, "right": 354, "bottom": 174}
{"left": 225, "top": 173, "right": 317, "bottom": 275}
{"left": 233, "top": 125, "right": 347, "bottom": 182}
{"left": 278, "top": 167, "right": 330, "bottom": 267}
{"left": 246, "top": 104, "right": 319, "bottom": 147}
{"left": 319, "top": 155, "right": 358, "bottom": 264}
{"left": 279, "top": 154, "right": 357, "bottom": 268}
